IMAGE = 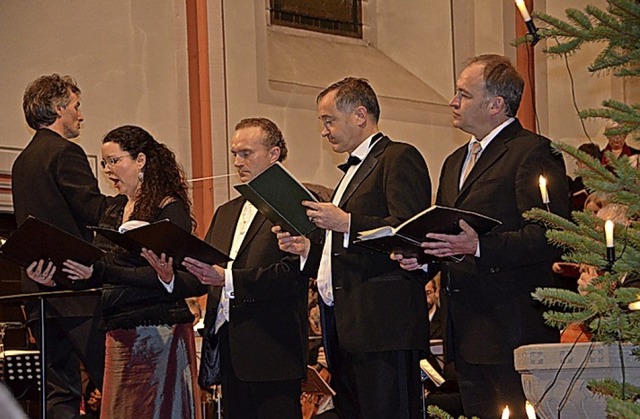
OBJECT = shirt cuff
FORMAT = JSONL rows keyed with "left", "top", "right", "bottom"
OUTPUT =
{"left": 342, "top": 213, "right": 351, "bottom": 248}
{"left": 159, "top": 275, "right": 175, "bottom": 293}
{"left": 224, "top": 268, "right": 235, "bottom": 299}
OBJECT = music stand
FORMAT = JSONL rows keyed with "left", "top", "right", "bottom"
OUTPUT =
{"left": 0, "top": 288, "right": 101, "bottom": 419}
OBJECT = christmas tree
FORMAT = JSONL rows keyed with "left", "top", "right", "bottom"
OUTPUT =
{"left": 523, "top": 0, "right": 640, "bottom": 417}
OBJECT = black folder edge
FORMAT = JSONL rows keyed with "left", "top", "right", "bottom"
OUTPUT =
{"left": 0, "top": 216, "right": 105, "bottom": 273}
{"left": 233, "top": 162, "right": 319, "bottom": 237}
{"left": 89, "top": 219, "right": 231, "bottom": 266}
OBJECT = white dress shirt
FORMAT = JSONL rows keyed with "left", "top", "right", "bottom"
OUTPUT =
{"left": 316, "top": 133, "right": 382, "bottom": 306}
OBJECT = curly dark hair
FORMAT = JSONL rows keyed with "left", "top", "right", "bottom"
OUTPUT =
{"left": 102, "top": 125, "right": 195, "bottom": 229}
{"left": 23, "top": 74, "right": 81, "bottom": 130}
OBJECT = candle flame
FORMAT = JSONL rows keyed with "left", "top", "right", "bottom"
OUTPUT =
{"left": 525, "top": 401, "right": 536, "bottom": 419}
{"left": 502, "top": 405, "right": 510, "bottom": 419}
{"left": 515, "top": 0, "right": 532, "bottom": 22}
{"left": 538, "top": 176, "right": 550, "bottom": 204}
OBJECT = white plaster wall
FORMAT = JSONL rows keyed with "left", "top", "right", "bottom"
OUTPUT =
{"left": 0, "top": 0, "right": 190, "bottom": 195}
{"left": 376, "top": 0, "right": 455, "bottom": 100}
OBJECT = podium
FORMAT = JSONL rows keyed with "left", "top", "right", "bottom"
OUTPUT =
{"left": 0, "top": 288, "right": 101, "bottom": 419}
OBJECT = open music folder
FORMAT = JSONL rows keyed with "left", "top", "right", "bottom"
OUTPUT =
{"left": 90, "top": 219, "right": 230, "bottom": 266}
{"left": 0, "top": 216, "right": 105, "bottom": 274}
{"left": 354, "top": 205, "right": 501, "bottom": 263}
{"left": 234, "top": 162, "right": 319, "bottom": 236}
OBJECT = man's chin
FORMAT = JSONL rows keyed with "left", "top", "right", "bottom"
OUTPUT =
{"left": 64, "top": 129, "right": 81, "bottom": 139}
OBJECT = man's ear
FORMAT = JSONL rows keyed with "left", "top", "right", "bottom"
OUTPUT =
{"left": 353, "top": 105, "right": 368, "bottom": 126}
{"left": 489, "top": 96, "right": 505, "bottom": 116}
{"left": 269, "top": 146, "right": 281, "bottom": 163}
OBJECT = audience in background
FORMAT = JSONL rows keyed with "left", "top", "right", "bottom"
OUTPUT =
{"left": 601, "top": 121, "right": 639, "bottom": 169}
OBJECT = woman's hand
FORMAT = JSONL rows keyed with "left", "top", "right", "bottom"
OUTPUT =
{"left": 62, "top": 260, "right": 94, "bottom": 280}
{"left": 26, "top": 260, "right": 56, "bottom": 287}
{"left": 141, "top": 248, "right": 174, "bottom": 284}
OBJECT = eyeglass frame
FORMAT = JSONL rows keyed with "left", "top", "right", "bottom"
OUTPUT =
{"left": 100, "top": 154, "right": 132, "bottom": 169}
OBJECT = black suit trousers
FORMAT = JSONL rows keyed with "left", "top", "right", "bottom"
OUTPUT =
{"left": 321, "top": 302, "right": 422, "bottom": 419}
{"left": 218, "top": 324, "right": 302, "bottom": 419}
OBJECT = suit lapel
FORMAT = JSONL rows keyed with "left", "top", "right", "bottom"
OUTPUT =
{"left": 213, "top": 198, "right": 244, "bottom": 264}
{"left": 338, "top": 137, "right": 388, "bottom": 207}
{"left": 456, "top": 120, "right": 522, "bottom": 203}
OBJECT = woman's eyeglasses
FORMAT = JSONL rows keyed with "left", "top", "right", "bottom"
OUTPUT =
{"left": 100, "top": 154, "right": 131, "bottom": 169}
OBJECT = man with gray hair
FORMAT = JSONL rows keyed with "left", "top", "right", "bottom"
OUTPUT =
{"left": 12, "top": 74, "right": 106, "bottom": 418}
{"left": 275, "top": 78, "right": 432, "bottom": 418}
{"left": 393, "top": 55, "right": 569, "bottom": 418}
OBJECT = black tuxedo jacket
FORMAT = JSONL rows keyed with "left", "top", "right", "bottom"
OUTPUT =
{"left": 436, "top": 120, "right": 569, "bottom": 364}
{"left": 11, "top": 128, "right": 107, "bottom": 319}
{"left": 202, "top": 197, "right": 309, "bottom": 382}
{"left": 307, "top": 136, "right": 432, "bottom": 353}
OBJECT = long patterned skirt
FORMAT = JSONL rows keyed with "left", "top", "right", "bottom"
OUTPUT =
{"left": 100, "top": 323, "right": 200, "bottom": 419}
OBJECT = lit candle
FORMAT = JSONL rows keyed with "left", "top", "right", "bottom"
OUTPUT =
{"left": 502, "top": 406, "right": 510, "bottom": 419}
{"left": 605, "top": 219, "right": 615, "bottom": 264}
{"left": 539, "top": 175, "right": 550, "bottom": 204}
{"left": 605, "top": 220, "right": 614, "bottom": 248}
{"left": 525, "top": 401, "right": 537, "bottom": 419}
{"left": 516, "top": 0, "right": 532, "bottom": 22}
{"left": 629, "top": 298, "right": 640, "bottom": 311}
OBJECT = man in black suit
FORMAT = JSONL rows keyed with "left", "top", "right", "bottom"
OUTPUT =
{"left": 275, "top": 77, "right": 432, "bottom": 418}
{"left": 12, "top": 74, "right": 107, "bottom": 418}
{"left": 393, "top": 55, "right": 569, "bottom": 419}
{"left": 182, "top": 118, "right": 311, "bottom": 419}
{"left": 426, "top": 278, "right": 444, "bottom": 340}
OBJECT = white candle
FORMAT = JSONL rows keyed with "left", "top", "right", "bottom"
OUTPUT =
{"left": 516, "top": 0, "right": 532, "bottom": 22}
{"left": 502, "top": 406, "right": 510, "bottom": 419}
{"left": 605, "top": 220, "right": 614, "bottom": 248}
{"left": 539, "top": 175, "right": 550, "bottom": 204}
{"left": 525, "top": 401, "right": 537, "bottom": 419}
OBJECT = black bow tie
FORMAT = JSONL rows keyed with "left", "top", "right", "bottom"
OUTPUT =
{"left": 338, "top": 155, "right": 362, "bottom": 173}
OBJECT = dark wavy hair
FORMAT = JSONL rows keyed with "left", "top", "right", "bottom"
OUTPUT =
{"left": 102, "top": 125, "right": 195, "bottom": 229}
{"left": 23, "top": 74, "right": 81, "bottom": 130}
{"left": 316, "top": 77, "right": 380, "bottom": 122}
